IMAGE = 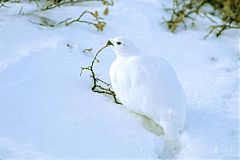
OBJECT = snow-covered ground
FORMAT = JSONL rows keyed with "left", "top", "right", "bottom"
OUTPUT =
{"left": 0, "top": 0, "right": 239, "bottom": 159}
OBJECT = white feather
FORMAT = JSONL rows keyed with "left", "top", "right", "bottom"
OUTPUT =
{"left": 109, "top": 37, "right": 186, "bottom": 140}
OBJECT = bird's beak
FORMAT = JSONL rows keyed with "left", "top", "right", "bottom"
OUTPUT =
{"left": 107, "top": 40, "right": 114, "bottom": 46}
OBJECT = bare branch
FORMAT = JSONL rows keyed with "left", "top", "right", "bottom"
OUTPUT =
{"left": 204, "top": 23, "right": 240, "bottom": 39}
{"left": 42, "top": 0, "right": 113, "bottom": 11}
{"left": 0, "top": 0, "right": 10, "bottom": 8}
{"left": 80, "top": 43, "right": 122, "bottom": 105}
{"left": 61, "top": 10, "right": 106, "bottom": 31}
{"left": 28, "top": 10, "right": 106, "bottom": 31}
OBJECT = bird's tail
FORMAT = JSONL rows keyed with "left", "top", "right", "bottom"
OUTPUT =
{"left": 138, "top": 114, "right": 165, "bottom": 136}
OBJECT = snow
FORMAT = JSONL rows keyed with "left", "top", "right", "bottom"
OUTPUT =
{"left": 0, "top": 0, "right": 239, "bottom": 159}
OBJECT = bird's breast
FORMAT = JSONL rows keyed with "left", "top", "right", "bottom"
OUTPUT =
{"left": 109, "top": 59, "right": 133, "bottom": 104}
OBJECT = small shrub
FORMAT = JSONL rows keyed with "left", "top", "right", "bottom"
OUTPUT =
{"left": 163, "top": 0, "right": 240, "bottom": 38}
{"left": 2, "top": 0, "right": 113, "bottom": 32}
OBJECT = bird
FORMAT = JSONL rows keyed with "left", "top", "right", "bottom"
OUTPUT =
{"left": 107, "top": 37, "right": 186, "bottom": 142}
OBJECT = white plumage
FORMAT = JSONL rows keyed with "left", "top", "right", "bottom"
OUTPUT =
{"left": 108, "top": 37, "right": 186, "bottom": 140}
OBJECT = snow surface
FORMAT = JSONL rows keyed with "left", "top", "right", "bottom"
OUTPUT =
{"left": 0, "top": 0, "right": 239, "bottom": 159}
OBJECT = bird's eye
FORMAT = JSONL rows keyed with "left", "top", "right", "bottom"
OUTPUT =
{"left": 116, "top": 42, "right": 122, "bottom": 45}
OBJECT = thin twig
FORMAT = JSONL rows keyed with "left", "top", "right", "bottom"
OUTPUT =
{"left": 18, "top": 6, "right": 23, "bottom": 15}
{"left": 0, "top": 0, "right": 10, "bottom": 8}
{"left": 204, "top": 23, "right": 240, "bottom": 39}
{"left": 83, "top": 48, "right": 93, "bottom": 53}
{"left": 42, "top": 0, "right": 113, "bottom": 11}
{"left": 60, "top": 10, "right": 106, "bottom": 31}
{"left": 80, "top": 43, "right": 122, "bottom": 105}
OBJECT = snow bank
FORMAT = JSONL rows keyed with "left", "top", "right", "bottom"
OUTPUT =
{"left": 0, "top": 0, "right": 239, "bottom": 159}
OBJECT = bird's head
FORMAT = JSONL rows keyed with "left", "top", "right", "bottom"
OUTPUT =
{"left": 107, "top": 37, "right": 139, "bottom": 57}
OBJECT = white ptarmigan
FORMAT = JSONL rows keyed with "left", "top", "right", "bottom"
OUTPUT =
{"left": 108, "top": 37, "right": 186, "bottom": 141}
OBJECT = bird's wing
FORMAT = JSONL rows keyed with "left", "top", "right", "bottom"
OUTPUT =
{"left": 123, "top": 55, "right": 186, "bottom": 118}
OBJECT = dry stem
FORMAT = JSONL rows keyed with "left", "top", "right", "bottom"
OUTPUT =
{"left": 59, "top": 10, "right": 106, "bottom": 31}
{"left": 42, "top": 0, "right": 113, "bottom": 11}
{"left": 80, "top": 43, "right": 122, "bottom": 105}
